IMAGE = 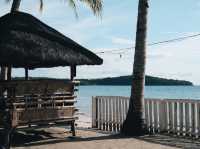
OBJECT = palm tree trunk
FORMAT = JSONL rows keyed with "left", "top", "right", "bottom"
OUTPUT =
{"left": 121, "top": 0, "right": 149, "bottom": 136}
{"left": 11, "top": 0, "right": 21, "bottom": 12}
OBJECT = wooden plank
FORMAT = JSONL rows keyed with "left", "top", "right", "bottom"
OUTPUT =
{"left": 0, "top": 80, "right": 75, "bottom": 96}
{"left": 100, "top": 97, "right": 103, "bottom": 130}
{"left": 156, "top": 100, "right": 160, "bottom": 132}
{"left": 159, "top": 100, "right": 166, "bottom": 132}
{"left": 182, "top": 102, "right": 186, "bottom": 136}
{"left": 176, "top": 102, "right": 180, "bottom": 135}
{"left": 113, "top": 97, "right": 117, "bottom": 132}
{"left": 146, "top": 100, "right": 150, "bottom": 132}
{"left": 194, "top": 103, "right": 198, "bottom": 138}
{"left": 188, "top": 103, "right": 192, "bottom": 136}
{"left": 166, "top": 101, "right": 170, "bottom": 133}
{"left": 102, "top": 97, "right": 106, "bottom": 131}
{"left": 105, "top": 97, "right": 109, "bottom": 131}
{"left": 151, "top": 100, "right": 155, "bottom": 133}
{"left": 13, "top": 107, "right": 75, "bottom": 126}
{"left": 116, "top": 97, "right": 120, "bottom": 132}
{"left": 111, "top": 97, "right": 115, "bottom": 131}
{"left": 97, "top": 97, "right": 101, "bottom": 129}
{"left": 92, "top": 96, "right": 97, "bottom": 128}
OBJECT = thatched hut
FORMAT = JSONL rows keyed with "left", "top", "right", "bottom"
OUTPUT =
{"left": 0, "top": 11, "right": 103, "bottom": 147}
{"left": 0, "top": 11, "right": 102, "bottom": 68}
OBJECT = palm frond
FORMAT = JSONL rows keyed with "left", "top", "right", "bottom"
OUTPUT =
{"left": 68, "top": 0, "right": 78, "bottom": 18}
{"left": 5, "top": 0, "right": 11, "bottom": 3}
{"left": 79, "top": 0, "right": 103, "bottom": 16}
{"left": 5, "top": 0, "right": 103, "bottom": 17}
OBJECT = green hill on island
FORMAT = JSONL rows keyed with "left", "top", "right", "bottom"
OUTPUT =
{"left": 79, "top": 75, "right": 193, "bottom": 86}
{"left": 13, "top": 75, "right": 193, "bottom": 86}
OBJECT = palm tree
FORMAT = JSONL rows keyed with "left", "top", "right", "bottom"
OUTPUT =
{"left": 121, "top": 0, "right": 149, "bottom": 136}
{"left": 0, "top": 1, "right": 102, "bottom": 148}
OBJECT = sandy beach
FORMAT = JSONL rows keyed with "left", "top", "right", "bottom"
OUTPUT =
{"left": 75, "top": 113, "right": 92, "bottom": 128}
{"left": 12, "top": 127, "right": 179, "bottom": 149}
{"left": 8, "top": 115, "right": 190, "bottom": 149}
{"left": 0, "top": 114, "right": 195, "bottom": 149}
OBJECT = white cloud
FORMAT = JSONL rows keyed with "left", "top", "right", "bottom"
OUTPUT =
{"left": 111, "top": 37, "right": 133, "bottom": 45}
{"left": 146, "top": 37, "right": 200, "bottom": 85}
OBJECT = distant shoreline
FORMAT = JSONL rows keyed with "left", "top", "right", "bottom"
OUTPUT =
{"left": 13, "top": 75, "right": 193, "bottom": 86}
{"left": 79, "top": 75, "right": 193, "bottom": 86}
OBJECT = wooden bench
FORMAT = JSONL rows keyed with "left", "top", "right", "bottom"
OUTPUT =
{"left": 0, "top": 79, "right": 79, "bottom": 136}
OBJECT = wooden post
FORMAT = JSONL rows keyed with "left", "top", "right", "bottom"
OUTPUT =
{"left": 0, "top": 67, "right": 8, "bottom": 81}
{"left": 25, "top": 68, "right": 29, "bottom": 80}
{"left": 194, "top": 103, "right": 198, "bottom": 138}
{"left": 182, "top": 102, "right": 186, "bottom": 136}
{"left": 7, "top": 66, "right": 12, "bottom": 81}
{"left": 92, "top": 97, "right": 97, "bottom": 128}
{"left": 71, "top": 121, "right": 76, "bottom": 136}
{"left": 188, "top": 103, "right": 192, "bottom": 136}
{"left": 176, "top": 102, "right": 180, "bottom": 136}
{"left": 166, "top": 101, "right": 170, "bottom": 133}
{"left": 70, "top": 65, "right": 76, "bottom": 81}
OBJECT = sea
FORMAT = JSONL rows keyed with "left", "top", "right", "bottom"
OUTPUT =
{"left": 75, "top": 85, "right": 200, "bottom": 116}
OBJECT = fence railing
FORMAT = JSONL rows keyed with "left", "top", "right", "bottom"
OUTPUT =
{"left": 92, "top": 96, "right": 200, "bottom": 138}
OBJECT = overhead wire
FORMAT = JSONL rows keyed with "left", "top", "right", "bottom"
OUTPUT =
{"left": 95, "top": 33, "right": 200, "bottom": 55}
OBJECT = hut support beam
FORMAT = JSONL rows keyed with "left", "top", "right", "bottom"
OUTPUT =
{"left": 3, "top": 124, "right": 13, "bottom": 149}
{"left": 70, "top": 66, "right": 76, "bottom": 81}
{"left": 1, "top": 68, "right": 12, "bottom": 149}
{"left": 25, "top": 68, "right": 29, "bottom": 80}
{"left": 0, "top": 67, "right": 8, "bottom": 81}
{"left": 1, "top": 102, "right": 13, "bottom": 149}
{"left": 7, "top": 66, "right": 12, "bottom": 81}
{"left": 71, "top": 121, "right": 76, "bottom": 136}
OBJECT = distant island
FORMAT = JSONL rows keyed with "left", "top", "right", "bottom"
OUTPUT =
{"left": 13, "top": 75, "right": 193, "bottom": 86}
{"left": 79, "top": 75, "right": 193, "bottom": 86}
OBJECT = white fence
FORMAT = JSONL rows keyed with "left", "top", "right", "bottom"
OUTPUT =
{"left": 92, "top": 96, "right": 200, "bottom": 138}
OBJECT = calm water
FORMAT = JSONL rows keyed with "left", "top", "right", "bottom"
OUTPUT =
{"left": 76, "top": 85, "right": 200, "bottom": 115}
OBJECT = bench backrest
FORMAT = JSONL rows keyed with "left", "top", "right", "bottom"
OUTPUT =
{"left": 0, "top": 79, "right": 75, "bottom": 96}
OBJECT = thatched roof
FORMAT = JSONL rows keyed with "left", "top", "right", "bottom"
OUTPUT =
{"left": 0, "top": 11, "right": 103, "bottom": 69}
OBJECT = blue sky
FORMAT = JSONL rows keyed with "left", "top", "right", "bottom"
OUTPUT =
{"left": 1, "top": 0, "right": 200, "bottom": 84}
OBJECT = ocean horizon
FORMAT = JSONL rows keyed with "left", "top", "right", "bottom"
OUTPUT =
{"left": 76, "top": 85, "right": 200, "bottom": 116}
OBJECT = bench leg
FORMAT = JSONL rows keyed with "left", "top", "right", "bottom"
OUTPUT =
{"left": 71, "top": 121, "right": 76, "bottom": 136}
{"left": 2, "top": 127, "right": 14, "bottom": 149}
{"left": 1, "top": 106, "right": 13, "bottom": 149}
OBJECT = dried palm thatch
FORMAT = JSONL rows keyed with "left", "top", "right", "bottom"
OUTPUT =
{"left": 0, "top": 11, "right": 103, "bottom": 69}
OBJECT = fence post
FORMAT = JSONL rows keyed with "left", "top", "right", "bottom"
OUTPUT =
{"left": 92, "top": 96, "right": 97, "bottom": 128}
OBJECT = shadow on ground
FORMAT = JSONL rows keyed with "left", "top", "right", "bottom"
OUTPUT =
{"left": 0, "top": 128, "right": 124, "bottom": 147}
{"left": 1, "top": 128, "right": 200, "bottom": 149}
{"left": 138, "top": 134, "right": 200, "bottom": 149}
